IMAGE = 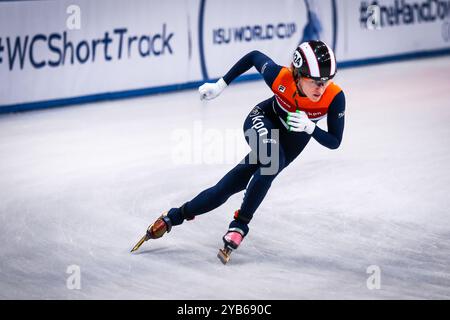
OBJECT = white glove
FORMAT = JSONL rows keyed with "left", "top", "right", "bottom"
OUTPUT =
{"left": 286, "top": 111, "right": 316, "bottom": 134}
{"left": 199, "top": 78, "right": 227, "bottom": 101}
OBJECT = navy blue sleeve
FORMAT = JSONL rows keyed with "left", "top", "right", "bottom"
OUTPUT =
{"left": 311, "top": 91, "right": 346, "bottom": 150}
{"left": 222, "top": 50, "right": 282, "bottom": 88}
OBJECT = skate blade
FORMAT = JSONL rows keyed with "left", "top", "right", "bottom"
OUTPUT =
{"left": 217, "top": 248, "right": 232, "bottom": 264}
{"left": 130, "top": 234, "right": 148, "bottom": 253}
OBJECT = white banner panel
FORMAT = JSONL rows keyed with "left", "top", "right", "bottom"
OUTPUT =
{"left": 336, "top": 0, "right": 450, "bottom": 61}
{"left": 200, "top": 0, "right": 337, "bottom": 80}
{"left": 0, "top": 0, "right": 201, "bottom": 107}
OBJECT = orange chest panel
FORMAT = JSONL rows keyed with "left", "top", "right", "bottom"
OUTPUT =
{"left": 271, "top": 67, "right": 342, "bottom": 120}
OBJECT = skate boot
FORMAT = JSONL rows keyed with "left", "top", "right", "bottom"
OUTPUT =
{"left": 130, "top": 212, "right": 172, "bottom": 252}
{"left": 217, "top": 229, "right": 244, "bottom": 264}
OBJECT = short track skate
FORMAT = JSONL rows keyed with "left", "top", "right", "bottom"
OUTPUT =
{"left": 217, "top": 230, "right": 243, "bottom": 264}
{"left": 130, "top": 212, "right": 171, "bottom": 253}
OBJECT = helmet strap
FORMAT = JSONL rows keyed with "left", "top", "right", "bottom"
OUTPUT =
{"left": 295, "top": 75, "right": 307, "bottom": 97}
{"left": 290, "top": 66, "right": 308, "bottom": 97}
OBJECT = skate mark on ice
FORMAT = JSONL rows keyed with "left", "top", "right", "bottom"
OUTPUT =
{"left": 131, "top": 247, "right": 171, "bottom": 255}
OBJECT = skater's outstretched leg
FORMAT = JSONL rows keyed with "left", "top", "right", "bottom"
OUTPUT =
{"left": 166, "top": 154, "right": 259, "bottom": 225}
{"left": 131, "top": 156, "right": 258, "bottom": 252}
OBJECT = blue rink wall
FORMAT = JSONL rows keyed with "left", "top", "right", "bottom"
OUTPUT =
{"left": 1, "top": 0, "right": 450, "bottom": 114}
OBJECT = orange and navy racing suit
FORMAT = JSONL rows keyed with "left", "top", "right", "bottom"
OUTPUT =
{"left": 167, "top": 50, "right": 346, "bottom": 236}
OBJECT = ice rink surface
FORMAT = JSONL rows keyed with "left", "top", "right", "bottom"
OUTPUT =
{"left": 1, "top": 57, "right": 449, "bottom": 299}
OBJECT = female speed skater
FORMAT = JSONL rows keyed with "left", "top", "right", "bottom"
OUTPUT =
{"left": 131, "top": 40, "right": 346, "bottom": 264}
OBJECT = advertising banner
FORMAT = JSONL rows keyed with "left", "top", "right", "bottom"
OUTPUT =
{"left": 0, "top": 0, "right": 200, "bottom": 107}
{"left": 336, "top": 0, "right": 450, "bottom": 61}
{"left": 1, "top": 0, "right": 449, "bottom": 112}
{"left": 199, "top": 0, "right": 337, "bottom": 80}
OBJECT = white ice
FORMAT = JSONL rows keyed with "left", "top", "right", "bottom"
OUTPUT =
{"left": 0, "top": 57, "right": 449, "bottom": 299}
